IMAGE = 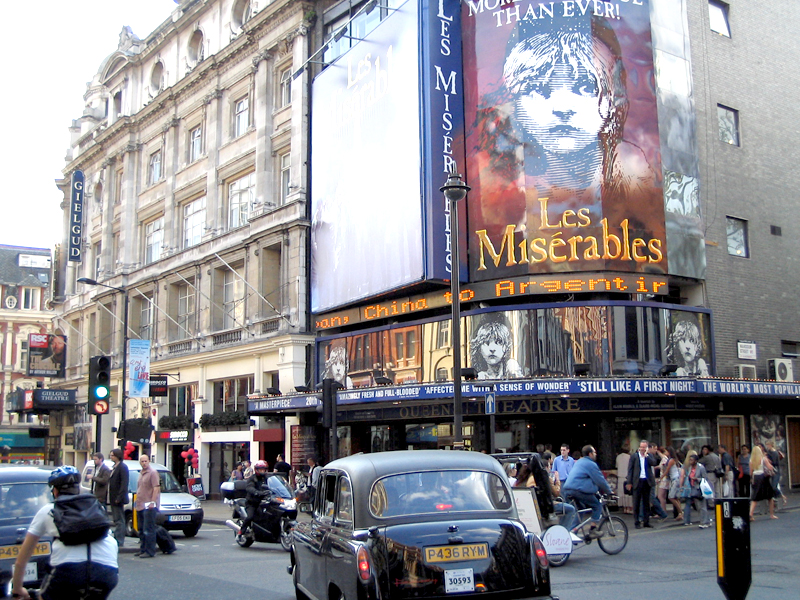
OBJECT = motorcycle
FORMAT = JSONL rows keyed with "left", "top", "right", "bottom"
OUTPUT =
{"left": 221, "top": 475, "right": 297, "bottom": 551}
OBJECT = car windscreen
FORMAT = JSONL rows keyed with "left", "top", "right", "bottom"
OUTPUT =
{"left": 268, "top": 475, "right": 293, "bottom": 498}
{"left": 0, "top": 482, "right": 52, "bottom": 524}
{"left": 127, "top": 470, "right": 183, "bottom": 493}
{"left": 370, "top": 470, "right": 513, "bottom": 518}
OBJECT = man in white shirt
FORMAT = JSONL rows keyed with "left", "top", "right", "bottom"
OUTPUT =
{"left": 11, "top": 466, "right": 118, "bottom": 600}
{"left": 625, "top": 440, "right": 657, "bottom": 529}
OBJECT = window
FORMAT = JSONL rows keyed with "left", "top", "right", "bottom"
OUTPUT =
{"left": 148, "top": 150, "right": 162, "bottom": 184}
{"left": 19, "top": 339, "right": 29, "bottom": 371}
{"left": 189, "top": 126, "right": 203, "bottom": 162}
{"left": 280, "top": 152, "right": 291, "bottom": 202}
{"left": 21, "top": 288, "right": 39, "bottom": 311}
{"left": 183, "top": 197, "right": 206, "bottom": 248}
{"left": 188, "top": 30, "right": 204, "bottom": 64}
{"left": 223, "top": 269, "right": 245, "bottom": 330}
{"left": 228, "top": 172, "right": 255, "bottom": 228}
{"left": 140, "top": 297, "right": 153, "bottom": 340}
{"left": 726, "top": 217, "right": 749, "bottom": 257}
{"left": 279, "top": 67, "right": 292, "bottom": 107}
{"left": 234, "top": 97, "right": 249, "bottom": 137}
{"left": 145, "top": 217, "right": 164, "bottom": 264}
{"left": 177, "top": 283, "right": 195, "bottom": 337}
{"left": 151, "top": 61, "right": 165, "bottom": 93}
{"left": 168, "top": 384, "right": 196, "bottom": 417}
{"left": 113, "top": 91, "right": 122, "bottom": 119}
{"left": 708, "top": 1, "right": 730, "bottom": 37}
{"left": 213, "top": 376, "right": 253, "bottom": 414}
{"left": 781, "top": 340, "right": 800, "bottom": 358}
{"left": 436, "top": 320, "right": 450, "bottom": 348}
{"left": 717, "top": 105, "right": 739, "bottom": 146}
{"left": 232, "top": 0, "right": 252, "bottom": 29}
{"left": 92, "top": 242, "right": 102, "bottom": 279}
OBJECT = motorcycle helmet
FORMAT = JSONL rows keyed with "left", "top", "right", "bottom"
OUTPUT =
{"left": 49, "top": 465, "right": 81, "bottom": 491}
{"left": 254, "top": 460, "right": 268, "bottom": 471}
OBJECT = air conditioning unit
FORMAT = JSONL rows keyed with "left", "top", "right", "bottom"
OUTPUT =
{"left": 767, "top": 358, "right": 794, "bottom": 382}
{"left": 735, "top": 364, "right": 757, "bottom": 379}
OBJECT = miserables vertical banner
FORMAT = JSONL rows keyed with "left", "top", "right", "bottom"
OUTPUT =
{"left": 462, "top": 0, "right": 665, "bottom": 281}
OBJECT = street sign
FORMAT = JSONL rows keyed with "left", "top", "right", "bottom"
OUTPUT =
{"left": 485, "top": 392, "right": 496, "bottom": 415}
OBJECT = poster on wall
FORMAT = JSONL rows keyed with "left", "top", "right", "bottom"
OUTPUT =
{"left": 27, "top": 333, "right": 67, "bottom": 378}
{"left": 461, "top": 0, "right": 665, "bottom": 281}
{"left": 73, "top": 404, "right": 92, "bottom": 452}
{"left": 751, "top": 415, "right": 786, "bottom": 456}
{"left": 665, "top": 311, "right": 712, "bottom": 377}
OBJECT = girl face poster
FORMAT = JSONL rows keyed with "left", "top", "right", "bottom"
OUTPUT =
{"left": 461, "top": 1, "right": 665, "bottom": 280}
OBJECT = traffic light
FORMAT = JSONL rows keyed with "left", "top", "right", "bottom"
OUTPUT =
{"left": 88, "top": 355, "right": 111, "bottom": 415}
{"left": 318, "top": 378, "right": 343, "bottom": 428}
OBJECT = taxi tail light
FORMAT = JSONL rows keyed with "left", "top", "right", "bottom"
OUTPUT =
{"left": 357, "top": 546, "right": 372, "bottom": 581}
{"left": 435, "top": 503, "right": 453, "bottom": 511}
{"left": 533, "top": 536, "right": 549, "bottom": 569}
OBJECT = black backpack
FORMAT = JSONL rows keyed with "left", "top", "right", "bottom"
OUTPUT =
{"left": 52, "top": 493, "right": 111, "bottom": 545}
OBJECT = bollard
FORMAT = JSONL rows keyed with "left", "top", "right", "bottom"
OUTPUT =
{"left": 715, "top": 498, "right": 751, "bottom": 600}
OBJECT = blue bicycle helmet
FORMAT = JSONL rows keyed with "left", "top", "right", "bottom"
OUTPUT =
{"left": 49, "top": 465, "right": 80, "bottom": 489}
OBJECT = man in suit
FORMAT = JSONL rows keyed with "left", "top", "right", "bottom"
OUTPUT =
{"left": 626, "top": 440, "right": 657, "bottom": 529}
{"left": 91, "top": 452, "right": 111, "bottom": 505}
{"left": 108, "top": 448, "right": 130, "bottom": 546}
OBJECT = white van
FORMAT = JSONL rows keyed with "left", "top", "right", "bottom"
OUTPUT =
{"left": 81, "top": 460, "right": 204, "bottom": 537}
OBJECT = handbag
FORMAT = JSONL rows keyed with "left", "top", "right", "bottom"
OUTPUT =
{"left": 679, "top": 483, "right": 692, "bottom": 499}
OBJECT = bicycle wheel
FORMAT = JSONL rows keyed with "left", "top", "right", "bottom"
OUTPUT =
{"left": 597, "top": 516, "right": 628, "bottom": 555}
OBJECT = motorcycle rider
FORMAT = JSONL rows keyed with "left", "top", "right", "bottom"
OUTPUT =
{"left": 240, "top": 460, "right": 273, "bottom": 535}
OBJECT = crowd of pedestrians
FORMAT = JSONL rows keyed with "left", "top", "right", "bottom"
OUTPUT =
{"left": 507, "top": 439, "right": 789, "bottom": 534}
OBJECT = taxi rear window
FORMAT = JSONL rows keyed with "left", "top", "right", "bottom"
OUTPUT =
{"left": 370, "top": 470, "right": 512, "bottom": 518}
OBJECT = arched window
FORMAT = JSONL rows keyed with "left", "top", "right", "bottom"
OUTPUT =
{"left": 232, "top": 0, "right": 252, "bottom": 29}
{"left": 188, "top": 30, "right": 205, "bottom": 63}
{"left": 151, "top": 61, "right": 165, "bottom": 93}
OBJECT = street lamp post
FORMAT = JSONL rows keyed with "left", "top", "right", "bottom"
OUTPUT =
{"left": 440, "top": 168, "right": 470, "bottom": 446}
{"left": 77, "top": 278, "right": 129, "bottom": 443}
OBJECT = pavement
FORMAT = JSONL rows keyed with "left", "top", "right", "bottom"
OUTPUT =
{"left": 200, "top": 486, "right": 799, "bottom": 527}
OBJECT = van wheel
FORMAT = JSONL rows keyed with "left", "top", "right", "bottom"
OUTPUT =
{"left": 126, "top": 512, "right": 137, "bottom": 537}
{"left": 183, "top": 525, "right": 200, "bottom": 538}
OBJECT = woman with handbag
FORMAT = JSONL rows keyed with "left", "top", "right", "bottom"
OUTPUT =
{"left": 678, "top": 452, "right": 711, "bottom": 528}
{"left": 749, "top": 444, "right": 777, "bottom": 521}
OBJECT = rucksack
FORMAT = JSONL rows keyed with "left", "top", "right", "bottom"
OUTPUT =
{"left": 52, "top": 493, "right": 111, "bottom": 545}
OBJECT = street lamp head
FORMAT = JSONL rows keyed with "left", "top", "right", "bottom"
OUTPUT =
{"left": 77, "top": 277, "right": 99, "bottom": 285}
{"left": 440, "top": 169, "right": 470, "bottom": 203}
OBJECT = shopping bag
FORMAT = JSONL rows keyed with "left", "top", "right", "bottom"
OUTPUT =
{"left": 700, "top": 477, "right": 714, "bottom": 499}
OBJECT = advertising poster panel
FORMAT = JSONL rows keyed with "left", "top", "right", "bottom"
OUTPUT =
{"left": 27, "top": 333, "right": 67, "bottom": 378}
{"left": 128, "top": 339, "right": 151, "bottom": 398}
{"left": 311, "top": 2, "right": 423, "bottom": 313}
{"left": 461, "top": 0, "right": 665, "bottom": 281}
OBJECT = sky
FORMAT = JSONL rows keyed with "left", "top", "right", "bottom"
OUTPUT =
{"left": 0, "top": 1, "right": 179, "bottom": 252}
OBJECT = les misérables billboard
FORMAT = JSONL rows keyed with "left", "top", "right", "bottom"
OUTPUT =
{"left": 311, "top": 0, "right": 466, "bottom": 313}
{"left": 461, "top": 0, "right": 665, "bottom": 282}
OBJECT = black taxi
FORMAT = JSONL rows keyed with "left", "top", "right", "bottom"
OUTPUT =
{"left": 0, "top": 465, "right": 55, "bottom": 596}
{"left": 290, "top": 450, "right": 556, "bottom": 600}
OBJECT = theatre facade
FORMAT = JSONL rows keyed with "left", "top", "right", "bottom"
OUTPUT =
{"left": 246, "top": 0, "right": 800, "bottom": 491}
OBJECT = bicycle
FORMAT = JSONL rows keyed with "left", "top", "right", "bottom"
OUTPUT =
{"left": 543, "top": 494, "right": 628, "bottom": 567}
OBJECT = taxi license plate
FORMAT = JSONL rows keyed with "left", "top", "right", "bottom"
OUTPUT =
{"left": 0, "top": 542, "right": 51, "bottom": 560}
{"left": 424, "top": 543, "right": 488, "bottom": 563}
{"left": 169, "top": 515, "right": 192, "bottom": 522}
{"left": 445, "top": 568, "right": 474, "bottom": 594}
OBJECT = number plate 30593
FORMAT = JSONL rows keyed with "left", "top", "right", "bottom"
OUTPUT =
{"left": 444, "top": 568, "right": 474, "bottom": 594}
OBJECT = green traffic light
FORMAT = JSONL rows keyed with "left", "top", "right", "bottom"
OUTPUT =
{"left": 94, "top": 386, "right": 110, "bottom": 399}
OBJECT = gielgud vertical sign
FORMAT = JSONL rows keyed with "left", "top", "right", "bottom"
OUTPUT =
{"left": 461, "top": 0, "right": 665, "bottom": 281}
{"left": 68, "top": 170, "right": 84, "bottom": 263}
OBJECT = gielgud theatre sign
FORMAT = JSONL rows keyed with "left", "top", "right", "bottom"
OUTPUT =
{"left": 462, "top": 0, "right": 667, "bottom": 279}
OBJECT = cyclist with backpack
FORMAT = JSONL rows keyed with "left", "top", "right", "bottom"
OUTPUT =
{"left": 11, "top": 465, "right": 118, "bottom": 599}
